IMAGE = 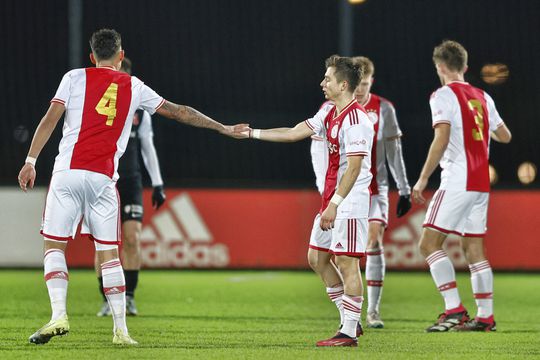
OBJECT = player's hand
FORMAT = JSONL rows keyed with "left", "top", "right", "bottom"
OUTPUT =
{"left": 18, "top": 163, "right": 36, "bottom": 192}
{"left": 220, "top": 124, "right": 251, "bottom": 139}
{"left": 412, "top": 178, "right": 428, "bottom": 205}
{"left": 396, "top": 194, "right": 412, "bottom": 217}
{"left": 320, "top": 204, "right": 337, "bottom": 231}
{"left": 152, "top": 185, "right": 166, "bottom": 209}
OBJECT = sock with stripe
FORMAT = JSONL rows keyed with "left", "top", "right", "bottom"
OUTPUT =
{"left": 101, "top": 258, "right": 128, "bottom": 333}
{"left": 326, "top": 285, "right": 344, "bottom": 325}
{"left": 44, "top": 248, "right": 69, "bottom": 321}
{"left": 426, "top": 250, "right": 464, "bottom": 313}
{"left": 366, "top": 247, "right": 385, "bottom": 314}
{"left": 469, "top": 260, "right": 494, "bottom": 322}
{"left": 341, "top": 295, "right": 363, "bottom": 338}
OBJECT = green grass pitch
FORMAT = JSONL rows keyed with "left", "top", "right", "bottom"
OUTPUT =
{"left": 0, "top": 270, "right": 539, "bottom": 359}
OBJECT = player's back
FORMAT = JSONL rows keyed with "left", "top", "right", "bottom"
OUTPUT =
{"left": 430, "top": 81, "right": 503, "bottom": 192}
{"left": 52, "top": 67, "right": 162, "bottom": 180}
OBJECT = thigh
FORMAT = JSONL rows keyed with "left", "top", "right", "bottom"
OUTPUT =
{"left": 423, "top": 190, "right": 475, "bottom": 236}
{"left": 309, "top": 214, "right": 332, "bottom": 252}
{"left": 41, "top": 171, "right": 84, "bottom": 240}
{"left": 463, "top": 192, "right": 489, "bottom": 236}
{"left": 117, "top": 175, "right": 144, "bottom": 223}
{"left": 368, "top": 194, "right": 389, "bottom": 226}
{"left": 83, "top": 173, "right": 120, "bottom": 244}
{"left": 330, "top": 218, "right": 368, "bottom": 258}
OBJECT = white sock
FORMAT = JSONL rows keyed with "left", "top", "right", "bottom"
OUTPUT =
{"left": 326, "top": 285, "right": 344, "bottom": 325}
{"left": 469, "top": 260, "right": 494, "bottom": 320}
{"left": 341, "top": 295, "right": 363, "bottom": 338}
{"left": 366, "top": 247, "right": 385, "bottom": 314}
{"left": 426, "top": 250, "right": 463, "bottom": 312}
{"left": 44, "top": 249, "right": 69, "bottom": 321}
{"left": 101, "top": 258, "right": 128, "bottom": 334}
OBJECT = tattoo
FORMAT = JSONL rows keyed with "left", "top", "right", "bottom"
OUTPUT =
{"left": 160, "top": 101, "right": 224, "bottom": 132}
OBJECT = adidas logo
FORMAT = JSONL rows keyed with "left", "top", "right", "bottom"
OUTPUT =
{"left": 140, "top": 193, "right": 230, "bottom": 268}
{"left": 386, "top": 210, "right": 467, "bottom": 268}
{"left": 335, "top": 242, "right": 344, "bottom": 249}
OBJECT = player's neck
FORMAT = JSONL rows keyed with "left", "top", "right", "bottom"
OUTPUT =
{"left": 334, "top": 93, "right": 355, "bottom": 114}
{"left": 96, "top": 61, "right": 119, "bottom": 70}
{"left": 443, "top": 73, "right": 465, "bottom": 85}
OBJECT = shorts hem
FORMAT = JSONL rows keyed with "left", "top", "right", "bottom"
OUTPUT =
{"left": 423, "top": 224, "right": 462, "bottom": 236}
{"left": 330, "top": 251, "right": 365, "bottom": 258}
{"left": 368, "top": 218, "right": 388, "bottom": 227}
{"left": 309, "top": 245, "right": 330, "bottom": 252}
{"left": 40, "top": 231, "right": 71, "bottom": 241}
{"left": 462, "top": 232, "right": 486, "bottom": 238}
{"left": 81, "top": 233, "right": 120, "bottom": 245}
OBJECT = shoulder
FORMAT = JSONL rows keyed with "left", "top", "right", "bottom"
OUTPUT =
{"left": 130, "top": 75, "right": 145, "bottom": 87}
{"left": 378, "top": 95, "right": 396, "bottom": 111}
{"left": 430, "top": 86, "right": 455, "bottom": 103}
{"left": 345, "top": 107, "right": 372, "bottom": 130}
{"left": 63, "top": 68, "right": 85, "bottom": 79}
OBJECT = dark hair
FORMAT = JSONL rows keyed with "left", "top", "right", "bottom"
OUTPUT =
{"left": 352, "top": 56, "right": 375, "bottom": 78}
{"left": 120, "top": 57, "right": 132, "bottom": 74}
{"left": 89, "top": 29, "right": 122, "bottom": 61}
{"left": 433, "top": 40, "right": 468, "bottom": 72}
{"left": 325, "top": 55, "right": 363, "bottom": 92}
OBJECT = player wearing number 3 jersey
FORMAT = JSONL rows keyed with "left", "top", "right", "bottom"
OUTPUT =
{"left": 412, "top": 40, "right": 511, "bottom": 333}
{"left": 17, "top": 28, "right": 249, "bottom": 346}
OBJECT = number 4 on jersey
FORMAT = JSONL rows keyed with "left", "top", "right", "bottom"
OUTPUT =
{"left": 95, "top": 82, "right": 118, "bottom": 126}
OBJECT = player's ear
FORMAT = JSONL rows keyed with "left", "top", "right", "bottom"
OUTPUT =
{"left": 89, "top": 53, "right": 97, "bottom": 65}
{"left": 119, "top": 50, "right": 125, "bottom": 62}
{"left": 463, "top": 65, "right": 468, "bottom": 74}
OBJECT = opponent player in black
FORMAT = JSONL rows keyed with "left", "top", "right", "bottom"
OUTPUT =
{"left": 96, "top": 58, "right": 166, "bottom": 316}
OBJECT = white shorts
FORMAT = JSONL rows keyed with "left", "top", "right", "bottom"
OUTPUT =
{"left": 308, "top": 214, "right": 367, "bottom": 257}
{"left": 368, "top": 194, "right": 389, "bottom": 226}
{"left": 41, "top": 169, "right": 120, "bottom": 245}
{"left": 423, "top": 189, "right": 489, "bottom": 237}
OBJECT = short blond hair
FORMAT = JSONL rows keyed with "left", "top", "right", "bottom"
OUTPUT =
{"left": 352, "top": 56, "right": 375, "bottom": 78}
{"left": 433, "top": 40, "right": 468, "bottom": 72}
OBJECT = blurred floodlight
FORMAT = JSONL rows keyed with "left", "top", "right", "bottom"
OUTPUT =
{"left": 517, "top": 162, "right": 537, "bottom": 185}
{"left": 481, "top": 63, "right": 510, "bottom": 85}
{"left": 348, "top": 0, "right": 367, "bottom": 4}
{"left": 489, "top": 164, "right": 498, "bottom": 185}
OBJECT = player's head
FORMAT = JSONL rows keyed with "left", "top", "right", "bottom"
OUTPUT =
{"left": 321, "top": 55, "right": 363, "bottom": 101}
{"left": 352, "top": 56, "right": 375, "bottom": 103}
{"left": 120, "top": 57, "right": 132, "bottom": 75}
{"left": 89, "top": 29, "right": 124, "bottom": 69}
{"left": 433, "top": 40, "right": 468, "bottom": 83}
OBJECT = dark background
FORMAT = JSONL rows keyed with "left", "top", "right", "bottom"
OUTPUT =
{"left": 2, "top": 0, "right": 538, "bottom": 188}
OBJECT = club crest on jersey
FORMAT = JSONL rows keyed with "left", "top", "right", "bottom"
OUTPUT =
{"left": 367, "top": 111, "right": 379, "bottom": 124}
{"left": 330, "top": 124, "right": 339, "bottom": 139}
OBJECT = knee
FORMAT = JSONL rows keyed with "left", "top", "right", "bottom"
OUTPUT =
{"left": 307, "top": 252, "right": 322, "bottom": 272}
{"left": 418, "top": 237, "right": 437, "bottom": 258}
{"left": 123, "top": 232, "right": 140, "bottom": 250}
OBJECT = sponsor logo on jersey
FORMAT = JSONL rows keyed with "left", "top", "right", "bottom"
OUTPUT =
{"left": 140, "top": 193, "right": 230, "bottom": 268}
{"left": 385, "top": 210, "right": 467, "bottom": 268}
{"left": 349, "top": 139, "right": 367, "bottom": 146}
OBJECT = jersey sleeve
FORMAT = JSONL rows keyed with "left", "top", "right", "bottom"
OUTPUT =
{"left": 343, "top": 111, "right": 373, "bottom": 157}
{"left": 133, "top": 76, "right": 165, "bottom": 115}
{"left": 305, "top": 103, "right": 332, "bottom": 136}
{"left": 138, "top": 111, "right": 164, "bottom": 186}
{"left": 429, "top": 88, "right": 453, "bottom": 127}
{"left": 51, "top": 71, "right": 73, "bottom": 107}
{"left": 381, "top": 100, "right": 402, "bottom": 139}
{"left": 484, "top": 92, "right": 505, "bottom": 131}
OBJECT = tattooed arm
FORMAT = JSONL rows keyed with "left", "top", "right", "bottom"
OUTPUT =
{"left": 156, "top": 100, "right": 249, "bottom": 138}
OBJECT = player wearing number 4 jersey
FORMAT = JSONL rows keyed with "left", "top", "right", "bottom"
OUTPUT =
{"left": 245, "top": 55, "right": 373, "bottom": 347}
{"left": 412, "top": 40, "right": 511, "bottom": 333}
{"left": 18, "top": 28, "right": 249, "bottom": 346}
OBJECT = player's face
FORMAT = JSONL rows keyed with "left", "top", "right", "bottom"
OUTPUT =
{"left": 320, "top": 67, "right": 342, "bottom": 100}
{"left": 355, "top": 74, "right": 373, "bottom": 104}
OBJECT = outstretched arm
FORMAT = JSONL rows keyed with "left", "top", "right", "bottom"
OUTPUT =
{"left": 156, "top": 100, "right": 249, "bottom": 139}
{"left": 18, "top": 103, "right": 65, "bottom": 192}
{"left": 248, "top": 121, "right": 315, "bottom": 143}
{"left": 412, "top": 124, "right": 450, "bottom": 204}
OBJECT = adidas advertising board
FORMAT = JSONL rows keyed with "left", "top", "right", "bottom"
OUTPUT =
{"left": 0, "top": 188, "right": 539, "bottom": 269}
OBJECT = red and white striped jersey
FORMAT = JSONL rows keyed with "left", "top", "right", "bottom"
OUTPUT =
{"left": 305, "top": 99, "right": 374, "bottom": 218}
{"left": 430, "top": 81, "right": 505, "bottom": 192}
{"left": 50, "top": 66, "right": 165, "bottom": 180}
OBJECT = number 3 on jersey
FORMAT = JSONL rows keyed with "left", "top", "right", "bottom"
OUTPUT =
{"left": 468, "top": 99, "right": 484, "bottom": 141}
{"left": 95, "top": 83, "right": 118, "bottom": 126}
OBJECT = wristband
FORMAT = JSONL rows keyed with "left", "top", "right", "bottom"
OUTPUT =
{"left": 25, "top": 156, "right": 37, "bottom": 166}
{"left": 251, "top": 129, "right": 261, "bottom": 139}
{"left": 330, "top": 193, "right": 344, "bottom": 206}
